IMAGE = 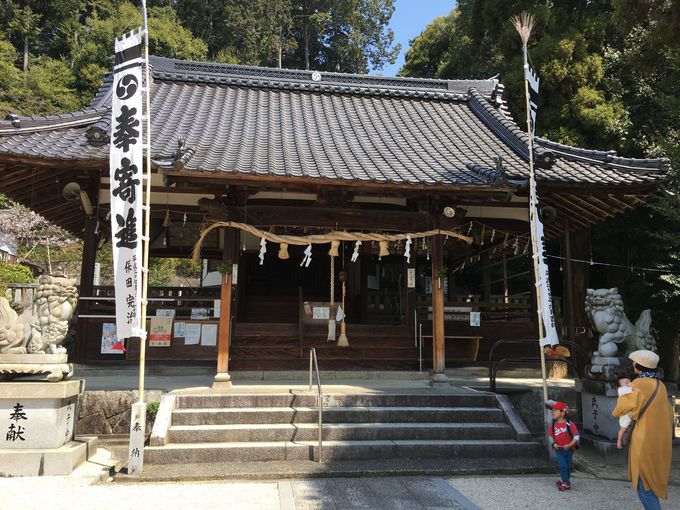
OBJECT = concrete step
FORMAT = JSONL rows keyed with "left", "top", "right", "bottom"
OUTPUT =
{"left": 145, "top": 439, "right": 542, "bottom": 464}
{"left": 167, "top": 422, "right": 514, "bottom": 443}
{"left": 174, "top": 393, "right": 498, "bottom": 409}
{"left": 172, "top": 406, "right": 506, "bottom": 426}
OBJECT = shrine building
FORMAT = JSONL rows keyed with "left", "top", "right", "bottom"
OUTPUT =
{"left": 0, "top": 56, "right": 668, "bottom": 374}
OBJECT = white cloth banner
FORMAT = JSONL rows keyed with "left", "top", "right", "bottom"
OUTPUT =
{"left": 530, "top": 182, "right": 559, "bottom": 347}
{"left": 109, "top": 28, "right": 145, "bottom": 340}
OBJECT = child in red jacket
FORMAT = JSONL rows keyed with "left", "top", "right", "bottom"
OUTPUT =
{"left": 548, "top": 401, "right": 580, "bottom": 491}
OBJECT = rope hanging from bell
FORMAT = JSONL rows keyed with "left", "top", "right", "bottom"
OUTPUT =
{"left": 337, "top": 247, "right": 349, "bottom": 347}
{"left": 327, "top": 246, "right": 336, "bottom": 342}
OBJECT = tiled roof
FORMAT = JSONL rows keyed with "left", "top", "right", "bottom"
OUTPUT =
{"left": 0, "top": 55, "right": 669, "bottom": 188}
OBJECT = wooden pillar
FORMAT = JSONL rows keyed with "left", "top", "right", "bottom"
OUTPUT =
{"left": 431, "top": 234, "right": 446, "bottom": 381}
{"left": 571, "top": 229, "right": 591, "bottom": 358}
{"left": 214, "top": 227, "right": 236, "bottom": 388}
{"left": 406, "top": 252, "right": 416, "bottom": 332}
{"left": 562, "top": 218, "right": 575, "bottom": 343}
{"left": 481, "top": 252, "right": 491, "bottom": 301}
{"left": 75, "top": 214, "right": 97, "bottom": 362}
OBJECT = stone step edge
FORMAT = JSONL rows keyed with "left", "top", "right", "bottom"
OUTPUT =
{"left": 147, "top": 439, "right": 541, "bottom": 450}
{"left": 168, "top": 422, "right": 512, "bottom": 431}
{"left": 172, "top": 405, "right": 503, "bottom": 413}
{"left": 115, "top": 458, "right": 554, "bottom": 482}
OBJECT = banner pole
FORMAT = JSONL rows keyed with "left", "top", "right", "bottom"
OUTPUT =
{"left": 514, "top": 16, "right": 554, "bottom": 462}
{"left": 522, "top": 54, "right": 549, "bottom": 405}
{"left": 127, "top": 1, "right": 151, "bottom": 476}
{"left": 138, "top": 0, "right": 151, "bottom": 405}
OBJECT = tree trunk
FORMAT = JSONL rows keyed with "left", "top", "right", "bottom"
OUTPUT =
{"left": 304, "top": 25, "right": 310, "bottom": 70}
{"left": 23, "top": 36, "right": 29, "bottom": 72}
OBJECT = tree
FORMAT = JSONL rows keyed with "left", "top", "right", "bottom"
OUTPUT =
{"left": 175, "top": 0, "right": 399, "bottom": 73}
{"left": 0, "top": 201, "right": 77, "bottom": 273}
{"left": 288, "top": 0, "right": 400, "bottom": 72}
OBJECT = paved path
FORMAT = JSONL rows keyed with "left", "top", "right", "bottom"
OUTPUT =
{"left": 2, "top": 472, "right": 678, "bottom": 510}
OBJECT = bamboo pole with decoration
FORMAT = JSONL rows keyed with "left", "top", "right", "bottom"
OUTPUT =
{"left": 512, "top": 12, "right": 550, "bottom": 406}
{"left": 127, "top": 0, "right": 152, "bottom": 476}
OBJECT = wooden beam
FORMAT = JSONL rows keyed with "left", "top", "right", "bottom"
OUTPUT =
{"left": 203, "top": 203, "right": 465, "bottom": 231}
{"left": 549, "top": 194, "right": 602, "bottom": 223}
{"left": 541, "top": 198, "right": 591, "bottom": 229}
{"left": 165, "top": 169, "right": 515, "bottom": 195}
{"left": 566, "top": 194, "right": 615, "bottom": 219}
{"left": 587, "top": 195, "right": 626, "bottom": 215}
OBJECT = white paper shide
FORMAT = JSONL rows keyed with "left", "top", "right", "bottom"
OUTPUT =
{"left": 109, "top": 28, "right": 145, "bottom": 341}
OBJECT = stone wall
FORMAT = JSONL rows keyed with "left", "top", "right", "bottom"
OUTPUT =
{"left": 505, "top": 387, "right": 579, "bottom": 435}
{"left": 77, "top": 390, "right": 165, "bottom": 435}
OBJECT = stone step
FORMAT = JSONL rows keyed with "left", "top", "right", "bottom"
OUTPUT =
{"left": 167, "top": 422, "right": 514, "bottom": 443}
{"left": 172, "top": 406, "right": 506, "bottom": 426}
{"left": 145, "top": 439, "right": 542, "bottom": 464}
{"left": 174, "top": 393, "right": 498, "bottom": 409}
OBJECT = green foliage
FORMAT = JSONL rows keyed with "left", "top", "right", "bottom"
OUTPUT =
{"left": 0, "top": 0, "right": 397, "bottom": 114}
{"left": 146, "top": 401, "right": 160, "bottom": 422}
{"left": 176, "top": 0, "right": 399, "bottom": 73}
{"left": 216, "top": 260, "right": 232, "bottom": 276}
{"left": 0, "top": 261, "right": 35, "bottom": 284}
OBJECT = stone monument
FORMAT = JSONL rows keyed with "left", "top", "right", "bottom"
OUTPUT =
{"left": 577, "top": 288, "right": 658, "bottom": 458}
{"left": 0, "top": 275, "right": 94, "bottom": 475}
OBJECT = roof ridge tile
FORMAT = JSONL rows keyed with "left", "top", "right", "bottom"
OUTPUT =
{"left": 467, "top": 88, "right": 555, "bottom": 168}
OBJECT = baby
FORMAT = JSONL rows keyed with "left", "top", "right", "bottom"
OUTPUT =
{"left": 616, "top": 376, "right": 633, "bottom": 449}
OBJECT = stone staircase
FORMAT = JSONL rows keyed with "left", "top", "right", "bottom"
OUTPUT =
{"left": 145, "top": 391, "right": 542, "bottom": 467}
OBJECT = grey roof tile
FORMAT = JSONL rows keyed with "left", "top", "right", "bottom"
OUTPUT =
{"left": 0, "top": 55, "right": 668, "bottom": 188}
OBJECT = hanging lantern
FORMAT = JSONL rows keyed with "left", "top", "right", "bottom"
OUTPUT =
{"left": 379, "top": 240, "right": 389, "bottom": 257}
{"left": 328, "top": 239, "right": 340, "bottom": 257}
{"left": 278, "top": 242, "right": 290, "bottom": 260}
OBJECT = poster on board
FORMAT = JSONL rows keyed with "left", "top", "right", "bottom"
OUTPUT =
{"left": 101, "top": 323, "right": 123, "bottom": 354}
{"left": 149, "top": 316, "right": 173, "bottom": 347}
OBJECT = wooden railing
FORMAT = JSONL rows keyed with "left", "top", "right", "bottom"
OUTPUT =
{"left": 79, "top": 285, "right": 220, "bottom": 319}
{"left": 416, "top": 294, "right": 534, "bottom": 324}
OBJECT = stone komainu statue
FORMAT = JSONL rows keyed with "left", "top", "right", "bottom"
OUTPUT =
{"left": 585, "top": 288, "right": 656, "bottom": 357}
{"left": 0, "top": 275, "right": 78, "bottom": 355}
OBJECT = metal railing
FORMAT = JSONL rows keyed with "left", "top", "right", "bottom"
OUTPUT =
{"left": 488, "top": 339, "right": 588, "bottom": 392}
{"left": 308, "top": 348, "right": 323, "bottom": 462}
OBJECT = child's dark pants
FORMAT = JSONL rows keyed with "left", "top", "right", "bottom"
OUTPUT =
{"left": 556, "top": 449, "right": 573, "bottom": 483}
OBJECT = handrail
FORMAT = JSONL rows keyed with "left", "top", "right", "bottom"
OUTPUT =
{"left": 308, "top": 348, "right": 323, "bottom": 462}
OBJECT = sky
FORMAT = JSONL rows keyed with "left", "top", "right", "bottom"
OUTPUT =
{"left": 378, "top": 0, "right": 456, "bottom": 77}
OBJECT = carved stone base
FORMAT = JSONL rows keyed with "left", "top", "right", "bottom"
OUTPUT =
{"left": 0, "top": 353, "right": 73, "bottom": 382}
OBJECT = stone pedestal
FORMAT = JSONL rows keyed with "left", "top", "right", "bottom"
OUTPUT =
{"left": 0, "top": 353, "right": 73, "bottom": 382}
{"left": 577, "top": 378, "right": 620, "bottom": 440}
{"left": 578, "top": 355, "right": 633, "bottom": 441}
{"left": 0, "top": 380, "right": 90, "bottom": 475}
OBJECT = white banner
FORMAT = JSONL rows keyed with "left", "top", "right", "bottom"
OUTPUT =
{"left": 109, "top": 28, "right": 145, "bottom": 340}
{"left": 524, "top": 62, "right": 539, "bottom": 138}
{"left": 530, "top": 183, "right": 559, "bottom": 347}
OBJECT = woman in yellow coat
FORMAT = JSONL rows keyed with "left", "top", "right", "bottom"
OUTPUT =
{"left": 612, "top": 350, "right": 673, "bottom": 510}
